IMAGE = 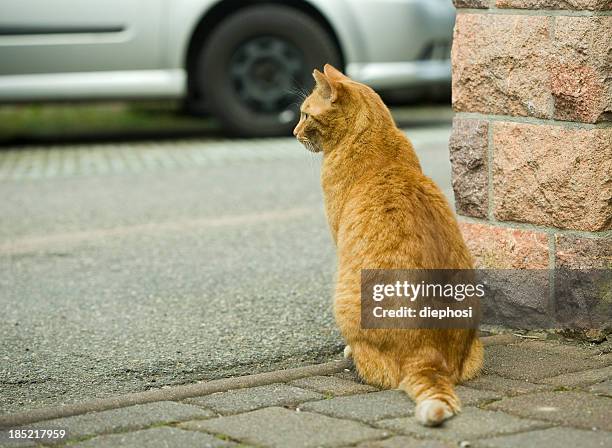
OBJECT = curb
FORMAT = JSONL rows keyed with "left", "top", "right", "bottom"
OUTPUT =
{"left": 0, "top": 360, "right": 351, "bottom": 429}
{"left": 0, "top": 334, "right": 516, "bottom": 429}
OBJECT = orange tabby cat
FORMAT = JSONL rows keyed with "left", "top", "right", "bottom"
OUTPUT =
{"left": 294, "top": 64, "right": 483, "bottom": 426}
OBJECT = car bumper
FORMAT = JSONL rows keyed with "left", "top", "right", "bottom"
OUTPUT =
{"left": 347, "top": 60, "right": 451, "bottom": 90}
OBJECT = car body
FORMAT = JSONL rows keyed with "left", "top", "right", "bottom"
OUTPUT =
{"left": 0, "top": 0, "right": 455, "bottom": 135}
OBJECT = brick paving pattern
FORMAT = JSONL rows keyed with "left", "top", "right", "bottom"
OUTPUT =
{"left": 0, "top": 128, "right": 450, "bottom": 181}
{"left": 0, "top": 337, "right": 609, "bottom": 447}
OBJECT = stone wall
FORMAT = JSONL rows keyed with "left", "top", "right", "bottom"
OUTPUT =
{"left": 450, "top": 0, "right": 611, "bottom": 273}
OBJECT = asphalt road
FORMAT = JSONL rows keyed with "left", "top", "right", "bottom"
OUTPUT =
{"left": 0, "top": 124, "right": 453, "bottom": 414}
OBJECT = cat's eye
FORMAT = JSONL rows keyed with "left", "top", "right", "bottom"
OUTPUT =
{"left": 301, "top": 112, "right": 309, "bottom": 121}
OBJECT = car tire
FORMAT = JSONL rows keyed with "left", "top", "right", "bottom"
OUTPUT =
{"left": 195, "top": 5, "right": 341, "bottom": 137}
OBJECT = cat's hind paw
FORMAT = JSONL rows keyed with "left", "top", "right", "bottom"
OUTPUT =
{"left": 343, "top": 345, "right": 353, "bottom": 359}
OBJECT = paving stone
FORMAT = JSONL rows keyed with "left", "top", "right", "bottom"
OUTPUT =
{"left": 464, "top": 374, "right": 553, "bottom": 396}
{"left": 186, "top": 383, "right": 322, "bottom": 414}
{"left": 483, "top": 341, "right": 609, "bottom": 381}
{"left": 590, "top": 379, "right": 612, "bottom": 396}
{"left": 16, "top": 402, "right": 211, "bottom": 443}
{"left": 181, "top": 406, "right": 387, "bottom": 448}
{"left": 596, "top": 350, "right": 612, "bottom": 365}
{"left": 353, "top": 436, "right": 452, "bottom": 448}
{"left": 377, "top": 407, "right": 547, "bottom": 442}
{"left": 289, "top": 375, "right": 378, "bottom": 396}
{"left": 334, "top": 369, "right": 362, "bottom": 382}
{"left": 476, "top": 427, "right": 612, "bottom": 448}
{"left": 481, "top": 334, "right": 520, "bottom": 346}
{"left": 486, "top": 391, "right": 612, "bottom": 430}
{"left": 72, "top": 427, "right": 237, "bottom": 448}
{"left": 456, "top": 386, "right": 502, "bottom": 406}
{"left": 300, "top": 390, "right": 414, "bottom": 423}
{"left": 540, "top": 365, "right": 612, "bottom": 388}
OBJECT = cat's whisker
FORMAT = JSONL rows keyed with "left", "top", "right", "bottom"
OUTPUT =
{"left": 288, "top": 77, "right": 311, "bottom": 100}
{"left": 287, "top": 85, "right": 308, "bottom": 101}
{"left": 305, "top": 140, "right": 320, "bottom": 154}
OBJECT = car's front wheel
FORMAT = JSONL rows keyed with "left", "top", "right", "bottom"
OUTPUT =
{"left": 195, "top": 5, "right": 341, "bottom": 137}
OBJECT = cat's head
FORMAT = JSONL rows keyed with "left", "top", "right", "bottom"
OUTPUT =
{"left": 293, "top": 64, "right": 388, "bottom": 153}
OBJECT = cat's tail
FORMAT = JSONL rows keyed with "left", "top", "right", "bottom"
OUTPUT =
{"left": 399, "top": 359, "right": 460, "bottom": 427}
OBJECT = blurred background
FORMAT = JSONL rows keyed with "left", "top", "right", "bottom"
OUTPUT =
{"left": 0, "top": 0, "right": 454, "bottom": 142}
{"left": 0, "top": 0, "right": 456, "bottom": 414}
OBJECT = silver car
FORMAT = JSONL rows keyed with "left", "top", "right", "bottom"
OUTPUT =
{"left": 0, "top": 0, "right": 455, "bottom": 136}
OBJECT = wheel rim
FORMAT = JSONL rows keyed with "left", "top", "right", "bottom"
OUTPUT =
{"left": 229, "top": 36, "right": 305, "bottom": 123}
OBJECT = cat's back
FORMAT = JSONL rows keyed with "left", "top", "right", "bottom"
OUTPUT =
{"left": 337, "top": 158, "right": 472, "bottom": 270}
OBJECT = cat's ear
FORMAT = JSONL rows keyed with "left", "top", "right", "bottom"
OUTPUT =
{"left": 313, "top": 68, "right": 342, "bottom": 103}
{"left": 313, "top": 69, "right": 333, "bottom": 101}
{"left": 323, "top": 64, "right": 347, "bottom": 102}
{"left": 323, "top": 64, "right": 348, "bottom": 81}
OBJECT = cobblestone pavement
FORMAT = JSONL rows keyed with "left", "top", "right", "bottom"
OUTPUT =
{"left": 0, "top": 127, "right": 452, "bottom": 184}
{"left": 1, "top": 335, "right": 610, "bottom": 447}
{"left": 0, "top": 139, "right": 303, "bottom": 181}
